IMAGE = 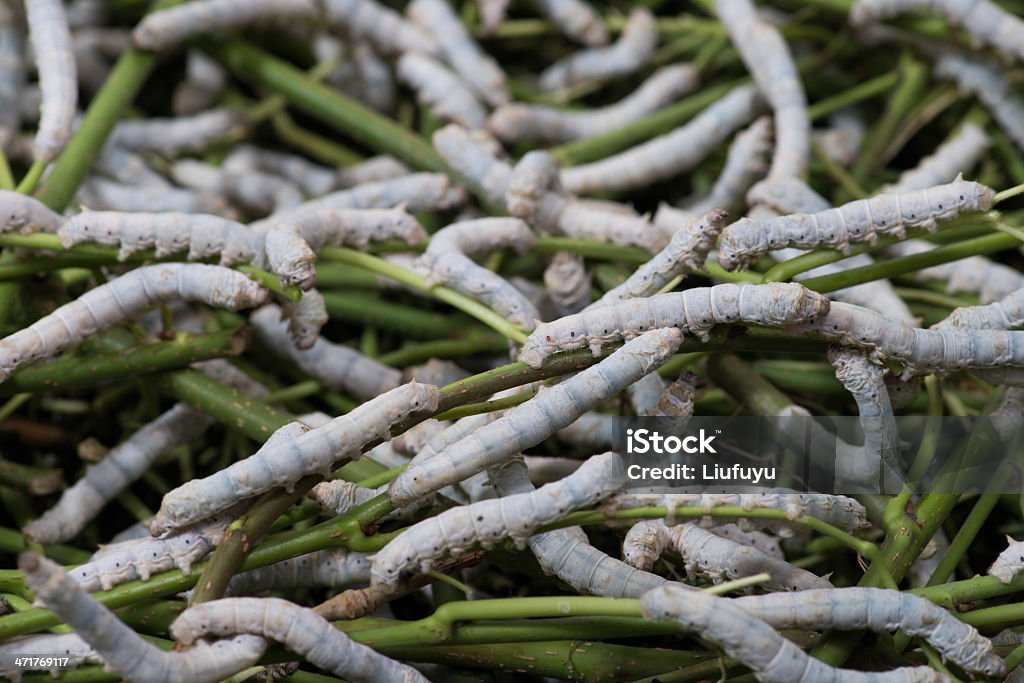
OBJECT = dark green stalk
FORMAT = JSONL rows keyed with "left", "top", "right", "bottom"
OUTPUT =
{"left": 376, "top": 334, "right": 509, "bottom": 367}
{"left": 319, "top": 291, "right": 468, "bottom": 338}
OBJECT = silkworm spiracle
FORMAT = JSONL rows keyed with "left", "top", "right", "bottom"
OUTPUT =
{"left": 26, "top": 0, "right": 76, "bottom": 164}
{"left": 0, "top": 264, "right": 269, "bottom": 382}
{"left": 519, "top": 282, "right": 830, "bottom": 368}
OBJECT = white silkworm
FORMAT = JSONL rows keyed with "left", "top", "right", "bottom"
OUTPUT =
{"left": 625, "top": 521, "right": 783, "bottom": 570}
{"left": 407, "top": 0, "right": 509, "bottom": 107}
{"left": 988, "top": 535, "right": 1024, "bottom": 584}
{"left": 518, "top": 282, "right": 830, "bottom": 368}
{"left": 717, "top": 176, "right": 996, "bottom": 271}
{"left": 506, "top": 150, "right": 561, "bottom": 221}
{"left": 173, "top": 50, "right": 227, "bottom": 115}
{"left": 734, "top": 588, "right": 1005, "bottom": 677}
{"left": 560, "top": 85, "right": 763, "bottom": 195}
{"left": 432, "top": 123, "right": 512, "bottom": 207}
{"left": 932, "top": 286, "right": 1024, "bottom": 331}
{"left": 224, "top": 548, "right": 373, "bottom": 595}
{"left": 77, "top": 175, "right": 234, "bottom": 216}
{"left": 132, "top": 0, "right": 320, "bottom": 51}
{"left": 0, "top": 189, "right": 63, "bottom": 234}
{"left": 716, "top": 0, "right": 810, "bottom": 181}
{"left": 109, "top": 108, "right": 244, "bottom": 157}
{"left": 310, "top": 480, "right": 381, "bottom": 516}
{"left": 323, "top": 0, "right": 441, "bottom": 57}
{"left": 544, "top": 251, "right": 592, "bottom": 316}
{"left": 0, "top": 633, "right": 101, "bottom": 679}
{"left": 419, "top": 217, "right": 539, "bottom": 329}
{"left": 532, "top": 0, "right": 608, "bottom": 46}
{"left": 626, "top": 372, "right": 667, "bottom": 417}
{"left": 641, "top": 585, "right": 950, "bottom": 682}
{"left": 373, "top": 451, "right": 626, "bottom": 590}
{"left": 882, "top": 123, "right": 990, "bottom": 194}
{"left": 887, "top": 241, "right": 1024, "bottom": 304}
{"left": 850, "top": 0, "right": 1024, "bottom": 66}
{"left": 934, "top": 52, "right": 1024, "bottom": 153}
{"left": 600, "top": 489, "right": 871, "bottom": 534}
{"left": 152, "top": 381, "right": 439, "bottom": 534}
{"left": 403, "top": 358, "right": 470, "bottom": 386}
{"left": 260, "top": 206, "right": 427, "bottom": 289}
{"left": 251, "top": 304, "right": 402, "bottom": 400}
{"left": 174, "top": 159, "right": 304, "bottom": 216}
{"left": 389, "top": 328, "right": 682, "bottom": 506}
{"left": 589, "top": 209, "right": 729, "bottom": 309}
{"left": 711, "top": 524, "right": 783, "bottom": 560}
{"left": 538, "top": 8, "right": 657, "bottom": 92}
{"left": 397, "top": 52, "right": 487, "bottom": 130}
{"left": 277, "top": 172, "right": 468, "bottom": 215}
{"left": 335, "top": 155, "right": 411, "bottom": 189}
{"left": 654, "top": 372, "right": 697, "bottom": 418}
{"left": 25, "top": 404, "right": 213, "bottom": 545}
{"left": 0, "top": 0, "right": 23, "bottom": 150}
{"left": 0, "top": 264, "right": 268, "bottom": 382}
{"left": 58, "top": 211, "right": 255, "bottom": 263}
{"left": 278, "top": 289, "right": 329, "bottom": 350}
{"left": 26, "top": 0, "right": 76, "bottom": 164}
{"left": 226, "top": 144, "right": 335, "bottom": 197}
{"left": 814, "top": 109, "right": 866, "bottom": 167}
{"left": 21, "top": 553, "right": 267, "bottom": 683}
{"left": 93, "top": 143, "right": 173, "bottom": 189}
{"left": 171, "top": 597, "right": 429, "bottom": 682}
{"left": 488, "top": 64, "right": 699, "bottom": 144}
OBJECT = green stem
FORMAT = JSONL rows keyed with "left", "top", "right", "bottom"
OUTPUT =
{"left": 15, "top": 162, "right": 45, "bottom": 195}
{"left": 433, "top": 390, "right": 535, "bottom": 421}
{"left": 319, "top": 290, "right": 469, "bottom": 338}
{"left": 376, "top": 334, "right": 510, "bottom": 367}
{"left": 807, "top": 71, "right": 900, "bottom": 121}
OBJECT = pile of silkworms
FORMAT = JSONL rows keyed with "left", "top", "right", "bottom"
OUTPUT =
{"left": 3, "top": 0, "right": 1024, "bottom": 681}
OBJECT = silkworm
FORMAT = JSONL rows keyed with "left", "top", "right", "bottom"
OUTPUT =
{"left": 507, "top": 150, "right": 561, "bottom": 220}
{"left": 475, "top": 0, "right": 509, "bottom": 35}
{"left": 20, "top": 552, "right": 267, "bottom": 683}
{"left": 227, "top": 144, "right": 335, "bottom": 197}
{"left": 329, "top": 39, "right": 397, "bottom": 113}
{"left": 403, "top": 358, "right": 470, "bottom": 386}
{"left": 251, "top": 304, "right": 402, "bottom": 400}
{"left": 654, "top": 372, "right": 698, "bottom": 418}
{"left": 407, "top": 0, "right": 509, "bottom": 107}
{"left": 309, "top": 480, "right": 381, "bottom": 516}
{"left": 0, "top": 633, "right": 102, "bottom": 680}
{"left": 488, "top": 64, "right": 699, "bottom": 144}
{"left": 518, "top": 282, "right": 830, "bottom": 369}
{"left": 173, "top": 50, "right": 227, "bottom": 115}
{"left": 224, "top": 548, "right": 373, "bottom": 596}
{"left": 932, "top": 286, "right": 1024, "bottom": 331}
{"left": 934, "top": 52, "right": 1024, "bottom": 153}
{"left": 277, "top": 172, "right": 468, "bottom": 215}
{"left": 373, "top": 451, "right": 626, "bottom": 590}
{"left": 419, "top": 217, "right": 539, "bottom": 329}
{"left": 0, "top": 0, "right": 24, "bottom": 150}
{"left": 109, "top": 108, "right": 244, "bottom": 157}
{"left": 261, "top": 206, "right": 427, "bottom": 289}
{"left": 174, "top": 158, "right": 304, "bottom": 216}
{"left": 25, "top": 404, "right": 213, "bottom": 545}
{"left": 432, "top": 123, "right": 514, "bottom": 208}
{"left": 0, "top": 189, "right": 63, "bottom": 234}
{"left": 323, "top": 0, "right": 441, "bottom": 57}
{"left": 0, "top": 264, "right": 268, "bottom": 382}
{"left": 389, "top": 328, "right": 682, "bottom": 506}
{"left": 814, "top": 109, "right": 866, "bottom": 167}
{"left": 335, "top": 155, "right": 411, "bottom": 189}
{"left": 717, "top": 0, "right": 810, "bottom": 181}
{"left": 733, "top": 588, "right": 1004, "bottom": 677}
{"left": 397, "top": 52, "right": 487, "bottom": 130}
{"left": 538, "top": 8, "right": 658, "bottom": 92}
{"left": 710, "top": 524, "right": 783, "bottom": 560}
{"left": 626, "top": 372, "right": 667, "bottom": 417}
{"left": 850, "top": 0, "right": 1024, "bottom": 66}
{"left": 152, "top": 381, "right": 439, "bottom": 534}
{"left": 882, "top": 123, "right": 990, "bottom": 194}
{"left": 77, "top": 175, "right": 233, "bottom": 216}
{"left": 277, "top": 289, "right": 329, "bottom": 350}
{"left": 544, "top": 251, "right": 592, "bottom": 316}
{"left": 589, "top": 209, "right": 729, "bottom": 309}
{"left": 988, "top": 535, "right": 1024, "bottom": 584}
{"left": 132, "top": 0, "right": 320, "bottom": 51}
{"left": 887, "top": 242, "right": 1024, "bottom": 304}
{"left": 600, "top": 490, "right": 871, "bottom": 534}
{"left": 641, "top": 585, "right": 946, "bottom": 683}
{"left": 171, "top": 597, "right": 429, "bottom": 682}
{"left": 560, "top": 85, "right": 763, "bottom": 195}
{"left": 531, "top": 0, "right": 608, "bottom": 47}
{"left": 26, "top": 0, "right": 76, "bottom": 164}
{"left": 58, "top": 211, "right": 255, "bottom": 263}
{"left": 717, "top": 176, "right": 996, "bottom": 271}
{"left": 93, "top": 142, "right": 174, "bottom": 189}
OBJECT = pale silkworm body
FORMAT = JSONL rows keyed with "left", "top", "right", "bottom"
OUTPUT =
{"left": 25, "top": 404, "right": 213, "bottom": 545}
{"left": 323, "top": 0, "right": 441, "bottom": 57}
{"left": 173, "top": 50, "right": 227, "bottom": 115}
{"left": 654, "top": 372, "right": 697, "bottom": 418}
{"left": 153, "top": 382, "right": 440, "bottom": 533}
{"left": 539, "top": 9, "right": 657, "bottom": 92}
{"left": 814, "top": 109, "right": 866, "bottom": 167}
{"left": 171, "top": 597, "right": 429, "bottom": 682}
{"left": 277, "top": 173, "right": 468, "bottom": 215}
{"left": 850, "top": 0, "right": 1024, "bottom": 65}
{"left": 407, "top": 0, "right": 509, "bottom": 106}
{"left": 93, "top": 143, "right": 173, "bottom": 189}
{"left": 133, "top": 0, "right": 320, "bottom": 50}
{"left": 335, "top": 155, "right": 411, "bottom": 189}
{"left": 626, "top": 372, "right": 667, "bottom": 417}
{"left": 506, "top": 151, "right": 561, "bottom": 220}
{"left": 519, "top": 283, "right": 830, "bottom": 368}
{"left": 278, "top": 289, "right": 329, "bottom": 349}
{"left": 475, "top": 0, "right": 509, "bottom": 34}
{"left": 419, "top": 217, "right": 539, "bottom": 328}
{"left": 57, "top": 211, "right": 254, "bottom": 263}
{"left": 589, "top": 209, "right": 729, "bottom": 309}
{"left": 523, "top": 455, "right": 582, "bottom": 484}
{"left": 21, "top": 553, "right": 267, "bottom": 683}
{"left": 641, "top": 585, "right": 948, "bottom": 683}
{"left": 0, "top": 0, "right": 24, "bottom": 149}
{"left": 717, "top": 176, "right": 996, "bottom": 270}
{"left": 532, "top": 0, "right": 608, "bottom": 46}
{"left": 0, "top": 190, "right": 63, "bottom": 234}
{"left": 328, "top": 40, "right": 397, "bottom": 113}
{"left": 888, "top": 241, "right": 1024, "bottom": 304}
{"left": 174, "top": 158, "right": 303, "bottom": 216}
{"left": 109, "top": 108, "right": 244, "bottom": 157}
{"left": 544, "top": 251, "right": 592, "bottom": 316}
{"left": 935, "top": 52, "right": 1024, "bottom": 153}
{"left": 560, "top": 85, "right": 763, "bottom": 195}
{"left": 0, "top": 264, "right": 268, "bottom": 382}
{"left": 989, "top": 536, "right": 1024, "bottom": 583}
{"left": 309, "top": 480, "right": 381, "bottom": 516}
{"left": 407, "top": 411, "right": 500, "bottom": 469}
{"left": 77, "top": 176, "right": 233, "bottom": 217}
{"left": 251, "top": 304, "right": 402, "bottom": 400}
{"left": 224, "top": 548, "right": 373, "bottom": 595}
{"left": 734, "top": 588, "right": 1004, "bottom": 677}
{"left": 600, "top": 490, "right": 871, "bottom": 534}
{"left": 372, "top": 452, "right": 626, "bottom": 589}
{"left": 0, "top": 634, "right": 101, "bottom": 678}
{"left": 403, "top": 358, "right": 470, "bottom": 386}
{"left": 488, "top": 65, "right": 699, "bottom": 144}
{"left": 26, "top": 0, "right": 76, "bottom": 163}
{"left": 432, "top": 123, "right": 512, "bottom": 207}
{"left": 933, "top": 287, "right": 1024, "bottom": 331}
{"left": 622, "top": 519, "right": 672, "bottom": 571}
{"left": 227, "top": 144, "right": 335, "bottom": 197}
{"left": 397, "top": 52, "right": 487, "bottom": 130}
{"left": 536, "top": 196, "right": 667, "bottom": 252}
{"left": 988, "top": 387, "right": 1024, "bottom": 440}
{"left": 882, "top": 123, "right": 990, "bottom": 193}
{"left": 711, "top": 524, "right": 783, "bottom": 560}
